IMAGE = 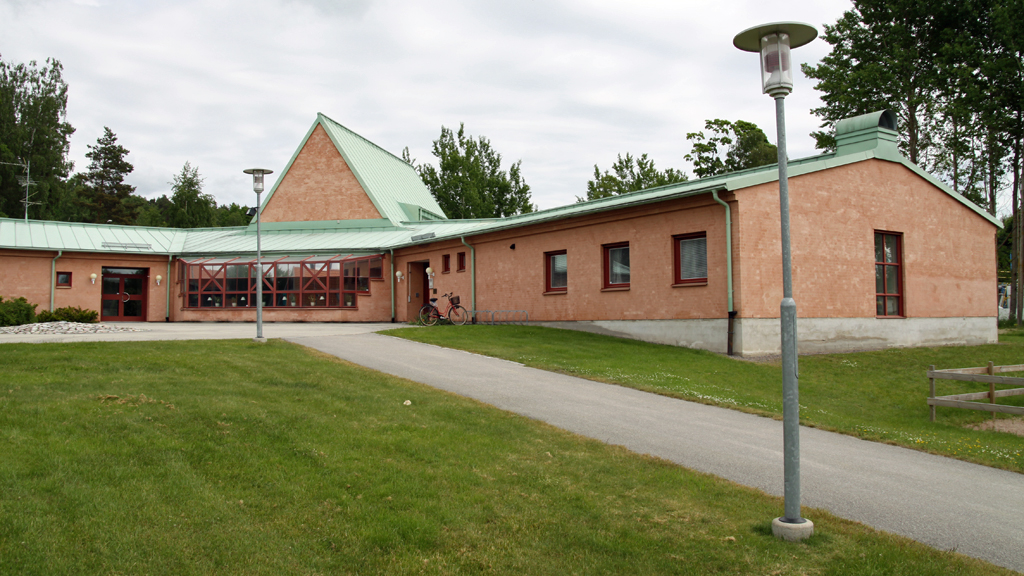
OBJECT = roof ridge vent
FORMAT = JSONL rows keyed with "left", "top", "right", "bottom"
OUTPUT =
{"left": 834, "top": 110, "right": 901, "bottom": 160}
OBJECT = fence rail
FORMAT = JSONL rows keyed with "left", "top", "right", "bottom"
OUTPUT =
{"left": 927, "top": 362, "right": 1024, "bottom": 421}
{"left": 470, "top": 310, "right": 530, "bottom": 325}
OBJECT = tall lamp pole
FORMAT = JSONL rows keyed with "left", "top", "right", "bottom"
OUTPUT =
{"left": 244, "top": 168, "right": 273, "bottom": 344}
{"left": 733, "top": 22, "right": 817, "bottom": 542}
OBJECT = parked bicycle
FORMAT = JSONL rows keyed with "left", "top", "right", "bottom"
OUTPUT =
{"left": 418, "top": 292, "right": 469, "bottom": 326}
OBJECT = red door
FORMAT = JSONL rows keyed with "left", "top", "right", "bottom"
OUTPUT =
{"left": 101, "top": 268, "right": 148, "bottom": 321}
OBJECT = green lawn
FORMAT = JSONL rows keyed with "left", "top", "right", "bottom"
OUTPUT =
{"left": 385, "top": 325, "right": 1024, "bottom": 474}
{"left": 0, "top": 340, "right": 1013, "bottom": 575}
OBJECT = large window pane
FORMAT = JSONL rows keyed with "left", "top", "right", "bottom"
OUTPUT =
{"left": 226, "top": 265, "right": 250, "bottom": 292}
{"left": 276, "top": 264, "right": 299, "bottom": 291}
{"left": 679, "top": 237, "right": 707, "bottom": 280}
{"left": 550, "top": 253, "right": 567, "bottom": 289}
{"left": 608, "top": 246, "right": 630, "bottom": 285}
{"left": 874, "top": 233, "right": 884, "bottom": 263}
{"left": 369, "top": 257, "right": 383, "bottom": 279}
{"left": 875, "top": 264, "right": 884, "bottom": 293}
{"left": 885, "top": 267, "right": 898, "bottom": 294}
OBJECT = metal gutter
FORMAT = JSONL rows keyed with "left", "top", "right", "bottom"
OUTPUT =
{"left": 165, "top": 255, "right": 172, "bottom": 321}
{"left": 389, "top": 248, "right": 395, "bottom": 322}
{"left": 50, "top": 250, "right": 61, "bottom": 312}
{"left": 711, "top": 191, "right": 737, "bottom": 356}
{"left": 710, "top": 191, "right": 734, "bottom": 312}
{"left": 460, "top": 237, "right": 476, "bottom": 315}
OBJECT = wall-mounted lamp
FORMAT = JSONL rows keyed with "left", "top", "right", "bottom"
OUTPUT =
{"left": 425, "top": 267, "right": 435, "bottom": 278}
{"left": 90, "top": 273, "right": 98, "bottom": 284}
{"left": 395, "top": 270, "right": 404, "bottom": 283}
{"left": 155, "top": 275, "right": 162, "bottom": 286}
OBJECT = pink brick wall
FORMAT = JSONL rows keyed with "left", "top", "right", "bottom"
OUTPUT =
{"left": 260, "top": 124, "right": 384, "bottom": 223}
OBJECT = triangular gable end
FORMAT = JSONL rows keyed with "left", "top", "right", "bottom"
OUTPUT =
{"left": 258, "top": 121, "right": 387, "bottom": 224}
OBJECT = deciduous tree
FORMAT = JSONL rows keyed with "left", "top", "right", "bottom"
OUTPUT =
{"left": 580, "top": 153, "right": 687, "bottom": 202}
{"left": 684, "top": 119, "right": 777, "bottom": 179}
{"left": 167, "top": 162, "right": 216, "bottom": 228}
{"left": 0, "top": 55, "right": 75, "bottom": 219}
{"left": 412, "top": 124, "right": 534, "bottom": 219}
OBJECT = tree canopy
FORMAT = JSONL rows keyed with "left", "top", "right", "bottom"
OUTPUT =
{"left": 166, "top": 162, "right": 216, "bottom": 228}
{"left": 684, "top": 119, "right": 777, "bottom": 179}
{"left": 801, "top": 0, "right": 1023, "bottom": 212}
{"left": 78, "top": 127, "right": 136, "bottom": 224}
{"left": 408, "top": 124, "right": 534, "bottom": 219}
{"left": 0, "top": 55, "right": 75, "bottom": 219}
{"left": 580, "top": 153, "right": 687, "bottom": 202}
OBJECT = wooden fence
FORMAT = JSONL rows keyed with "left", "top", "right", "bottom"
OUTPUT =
{"left": 927, "top": 362, "right": 1024, "bottom": 421}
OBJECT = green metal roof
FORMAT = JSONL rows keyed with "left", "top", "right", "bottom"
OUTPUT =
{"left": 255, "top": 113, "right": 446, "bottom": 227}
{"left": 0, "top": 110, "right": 999, "bottom": 259}
{"left": 0, "top": 219, "right": 186, "bottom": 254}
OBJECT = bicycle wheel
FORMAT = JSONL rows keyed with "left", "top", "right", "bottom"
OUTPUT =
{"left": 449, "top": 305, "right": 469, "bottom": 326}
{"left": 418, "top": 304, "right": 439, "bottom": 326}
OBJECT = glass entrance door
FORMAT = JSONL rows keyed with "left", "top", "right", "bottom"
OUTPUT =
{"left": 101, "top": 268, "right": 148, "bottom": 321}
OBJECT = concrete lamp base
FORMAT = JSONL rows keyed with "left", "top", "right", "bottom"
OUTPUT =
{"left": 252, "top": 337, "right": 267, "bottom": 344}
{"left": 772, "top": 517, "right": 814, "bottom": 541}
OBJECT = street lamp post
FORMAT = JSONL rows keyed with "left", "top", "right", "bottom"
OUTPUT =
{"left": 244, "top": 168, "right": 273, "bottom": 344}
{"left": 734, "top": 22, "right": 817, "bottom": 542}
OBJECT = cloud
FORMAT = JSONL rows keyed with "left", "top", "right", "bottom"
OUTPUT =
{"left": 1, "top": 0, "right": 853, "bottom": 210}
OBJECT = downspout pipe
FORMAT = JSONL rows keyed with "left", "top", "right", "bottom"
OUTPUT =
{"left": 711, "top": 190, "right": 736, "bottom": 355}
{"left": 166, "top": 255, "right": 172, "bottom": 322}
{"left": 50, "top": 250, "right": 62, "bottom": 312}
{"left": 389, "top": 249, "right": 396, "bottom": 323}
{"left": 460, "top": 236, "right": 476, "bottom": 322}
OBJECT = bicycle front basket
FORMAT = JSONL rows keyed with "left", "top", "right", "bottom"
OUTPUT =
{"left": 451, "top": 295, "right": 460, "bottom": 306}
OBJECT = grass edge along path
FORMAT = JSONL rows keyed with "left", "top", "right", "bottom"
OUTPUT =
{"left": 383, "top": 325, "right": 1024, "bottom": 474}
{"left": 0, "top": 339, "right": 1014, "bottom": 575}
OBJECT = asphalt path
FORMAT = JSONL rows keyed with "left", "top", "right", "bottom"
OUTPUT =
{"left": 289, "top": 332, "right": 1024, "bottom": 574}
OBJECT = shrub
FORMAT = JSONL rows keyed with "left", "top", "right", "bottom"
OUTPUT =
{"left": 0, "top": 296, "right": 39, "bottom": 327}
{"left": 37, "top": 306, "right": 99, "bottom": 324}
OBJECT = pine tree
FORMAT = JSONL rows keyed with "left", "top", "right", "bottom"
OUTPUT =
{"left": 78, "top": 127, "right": 135, "bottom": 224}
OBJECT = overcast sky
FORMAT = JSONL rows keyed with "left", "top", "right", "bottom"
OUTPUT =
{"left": 1, "top": 0, "right": 854, "bottom": 212}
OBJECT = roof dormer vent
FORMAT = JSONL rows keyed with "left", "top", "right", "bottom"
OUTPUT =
{"left": 834, "top": 110, "right": 901, "bottom": 160}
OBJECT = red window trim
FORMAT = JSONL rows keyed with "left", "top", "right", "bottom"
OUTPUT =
{"left": 442, "top": 254, "right": 451, "bottom": 274}
{"left": 603, "top": 242, "right": 630, "bottom": 289}
{"left": 545, "top": 250, "right": 567, "bottom": 293}
{"left": 874, "top": 231, "right": 904, "bottom": 317}
{"left": 673, "top": 232, "right": 708, "bottom": 285}
{"left": 56, "top": 271, "right": 72, "bottom": 287}
{"left": 457, "top": 252, "right": 467, "bottom": 272}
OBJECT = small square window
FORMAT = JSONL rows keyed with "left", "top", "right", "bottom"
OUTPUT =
{"left": 674, "top": 233, "right": 707, "bottom": 284}
{"left": 442, "top": 254, "right": 451, "bottom": 274}
{"left": 545, "top": 250, "right": 567, "bottom": 292}
{"left": 56, "top": 272, "right": 72, "bottom": 287}
{"left": 457, "top": 252, "right": 466, "bottom": 272}
{"left": 603, "top": 242, "right": 630, "bottom": 288}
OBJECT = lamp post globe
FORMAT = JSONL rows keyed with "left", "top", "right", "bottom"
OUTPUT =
{"left": 734, "top": 21, "right": 816, "bottom": 542}
{"left": 244, "top": 168, "right": 273, "bottom": 343}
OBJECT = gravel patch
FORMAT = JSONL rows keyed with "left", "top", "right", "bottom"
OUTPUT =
{"left": 0, "top": 322, "right": 147, "bottom": 335}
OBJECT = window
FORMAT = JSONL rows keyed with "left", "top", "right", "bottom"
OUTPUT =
{"left": 603, "top": 242, "right": 630, "bottom": 289}
{"left": 183, "top": 254, "right": 384, "bottom": 309}
{"left": 442, "top": 254, "right": 451, "bottom": 274}
{"left": 545, "top": 250, "right": 567, "bottom": 293}
{"left": 875, "top": 231, "right": 903, "bottom": 316}
{"left": 56, "top": 272, "right": 72, "bottom": 287}
{"left": 457, "top": 252, "right": 466, "bottom": 272}
{"left": 674, "top": 233, "right": 707, "bottom": 285}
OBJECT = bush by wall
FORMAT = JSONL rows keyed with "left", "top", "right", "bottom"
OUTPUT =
{"left": 37, "top": 306, "right": 99, "bottom": 324}
{"left": 0, "top": 297, "right": 39, "bottom": 327}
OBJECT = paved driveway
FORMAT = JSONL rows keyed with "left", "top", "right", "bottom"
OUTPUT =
{"left": 290, "top": 332, "right": 1024, "bottom": 574}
